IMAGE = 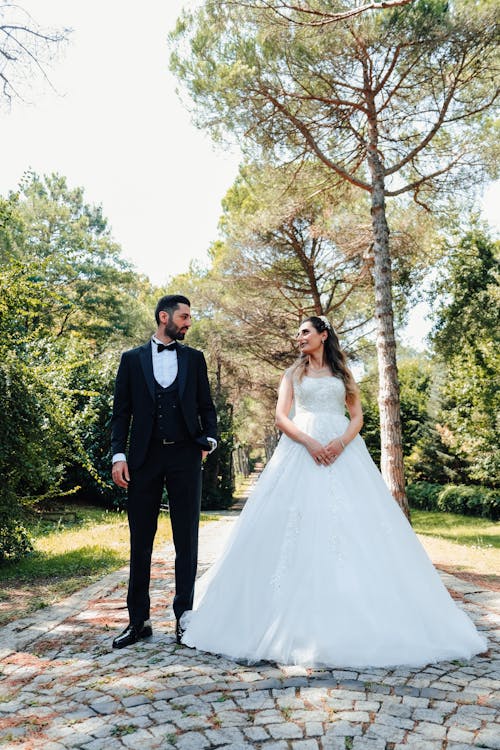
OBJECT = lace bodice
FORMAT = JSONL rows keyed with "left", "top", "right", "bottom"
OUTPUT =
{"left": 293, "top": 375, "right": 346, "bottom": 417}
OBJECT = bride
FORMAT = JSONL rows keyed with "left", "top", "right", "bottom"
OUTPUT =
{"left": 181, "top": 316, "right": 487, "bottom": 667}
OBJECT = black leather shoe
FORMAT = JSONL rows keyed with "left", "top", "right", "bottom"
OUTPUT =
{"left": 175, "top": 618, "right": 185, "bottom": 645}
{"left": 112, "top": 622, "right": 153, "bottom": 649}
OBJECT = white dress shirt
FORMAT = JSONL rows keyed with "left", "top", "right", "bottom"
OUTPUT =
{"left": 151, "top": 336, "right": 178, "bottom": 388}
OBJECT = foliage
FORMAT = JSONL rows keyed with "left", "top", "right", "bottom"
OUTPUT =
{"left": 202, "top": 388, "right": 235, "bottom": 509}
{"left": 0, "top": 174, "right": 155, "bottom": 560}
{"left": 3, "top": 172, "right": 152, "bottom": 348}
{"left": 431, "top": 228, "right": 500, "bottom": 486}
{"left": 62, "top": 354, "right": 120, "bottom": 506}
{"left": 167, "top": 267, "right": 281, "bottom": 451}
{"left": 359, "top": 382, "right": 382, "bottom": 469}
{"left": 408, "top": 482, "right": 499, "bottom": 521}
{"left": 407, "top": 482, "right": 447, "bottom": 511}
{"left": 0, "top": 515, "right": 33, "bottom": 564}
{"left": 360, "top": 350, "right": 470, "bottom": 483}
{"left": 0, "top": 351, "right": 67, "bottom": 561}
{"left": 398, "top": 358, "right": 465, "bottom": 484}
{"left": 170, "top": 0, "right": 499, "bottom": 198}
{"left": 437, "top": 484, "right": 499, "bottom": 521}
{"left": 218, "top": 163, "right": 376, "bottom": 327}
{"left": 170, "top": 163, "right": 381, "bottom": 450}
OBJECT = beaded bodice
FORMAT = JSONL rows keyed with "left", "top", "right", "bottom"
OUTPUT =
{"left": 293, "top": 376, "right": 346, "bottom": 417}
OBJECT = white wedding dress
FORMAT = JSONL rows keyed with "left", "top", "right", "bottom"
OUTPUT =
{"left": 182, "top": 375, "right": 487, "bottom": 667}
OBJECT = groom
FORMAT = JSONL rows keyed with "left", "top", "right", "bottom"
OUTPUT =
{"left": 111, "top": 294, "right": 217, "bottom": 648}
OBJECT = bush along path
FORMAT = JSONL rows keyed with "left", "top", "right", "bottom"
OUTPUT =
{"left": 0, "top": 488, "right": 498, "bottom": 749}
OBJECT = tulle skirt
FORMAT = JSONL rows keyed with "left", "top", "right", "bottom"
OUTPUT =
{"left": 182, "top": 413, "right": 487, "bottom": 667}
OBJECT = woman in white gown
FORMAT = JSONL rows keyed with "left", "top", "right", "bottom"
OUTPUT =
{"left": 182, "top": 316, "right": 487, "bottom": 667}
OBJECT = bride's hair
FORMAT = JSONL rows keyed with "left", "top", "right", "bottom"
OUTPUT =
{"left": 290, "top": 316, "right": 358, "bottom": 401}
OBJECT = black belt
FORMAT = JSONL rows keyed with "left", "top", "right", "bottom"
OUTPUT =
{"left": 159, "top": 438, "right": 190, "bottom": 446}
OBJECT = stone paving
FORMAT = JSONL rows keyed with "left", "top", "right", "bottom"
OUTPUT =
{"left": 0, "top": 495, "right": 499, "bottom": 749}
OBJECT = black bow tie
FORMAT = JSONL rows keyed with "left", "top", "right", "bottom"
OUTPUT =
{"left": 157, "top": 341, "right": 177, "bottom": 353}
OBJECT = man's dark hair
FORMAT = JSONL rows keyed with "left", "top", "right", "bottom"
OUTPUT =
{"left": 155, "top": 294, "right": 191, "bottom": 325}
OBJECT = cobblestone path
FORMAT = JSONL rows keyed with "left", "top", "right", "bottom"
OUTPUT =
{"left": 0, "top": 501, "right": 498, "bottom": 749}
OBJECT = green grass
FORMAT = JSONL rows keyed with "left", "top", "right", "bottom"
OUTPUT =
{"left": 0, "top": 546, "right": 126, "bottom": 582}
{"left": 411, "top": 509, "right": 500, "bottom": 550}
{"left": 0, "top": 504, "right": 218, "bottom": 625}
{"left": 0, "top": 507, "right": 131, "bottom": 583}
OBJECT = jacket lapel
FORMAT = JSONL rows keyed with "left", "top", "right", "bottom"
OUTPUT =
{"left": 177, "top": 344, "right": 188, "bottom": 399}
{"left": 139, "top": 342, "right": 155, "bottom": 402}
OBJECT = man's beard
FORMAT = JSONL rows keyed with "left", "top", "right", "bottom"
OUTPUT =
{"left": 164, "top": 323, "right": 185, "bottom": 341}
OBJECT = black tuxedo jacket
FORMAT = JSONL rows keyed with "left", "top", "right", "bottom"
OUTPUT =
{"left": 111, "top": 341, "right": 217, "bottom": 470}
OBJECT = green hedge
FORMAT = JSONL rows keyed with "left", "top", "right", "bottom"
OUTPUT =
{"left": 406, "top": 482, "right": 442, "bottom": 511}
{"left": 407, "top": 482, "right": 499, "bottom": 521}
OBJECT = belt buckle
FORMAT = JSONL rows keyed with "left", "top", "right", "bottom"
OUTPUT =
{"left": 161, "top": 439, "right": 175, "bottom": 445}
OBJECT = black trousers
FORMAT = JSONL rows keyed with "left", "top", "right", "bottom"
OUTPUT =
{"left": 126, "top": 440, "right": 202, "bottom": 624}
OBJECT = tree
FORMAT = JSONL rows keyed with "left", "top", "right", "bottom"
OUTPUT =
{"left": 3, "top": 172, "right": 152, "bottom": 348}
{"left": 0, "top": 177, "right": 156, "bottom": 559}
{"left": 0, "top": 1, "right": 69, "bottom": 105}
{"left": 173, "top": 160, "right": 435, "bottom": 461}
{"left": 360, "top": 352, "right": 466, "bottom": 485}
{"left": 0, "top": 266, "right": 81, "bottom": 561}
{"left": 431, "top": 228, "right": 499, "bottom": 486}
{"left": 214, "top": 163, "right": 376, "bottom": 360}
{"left": 170, "top": 0, "right": 499, "bottom": 515}
{"left": 226, "top": 0, "right": 416, "bottom": 26}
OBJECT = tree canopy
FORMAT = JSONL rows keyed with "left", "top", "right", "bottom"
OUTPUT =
{"left": 431, "top": 228, "right": 499, "bottom": 486}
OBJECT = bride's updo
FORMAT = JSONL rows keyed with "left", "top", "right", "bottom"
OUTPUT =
{"left": 290, "top": 316, "right": 358, "bottom": 401}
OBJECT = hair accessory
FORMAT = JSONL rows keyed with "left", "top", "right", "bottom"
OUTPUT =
{"left": 318, "top": 315, "right": 333, "bottom": 333}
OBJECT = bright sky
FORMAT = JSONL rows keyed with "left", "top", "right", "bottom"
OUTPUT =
{"left": 0, "top": 0, "right": 241, "bottom": 284}
{"left": 1, "top": 0, "right": 498, "bottom": 349}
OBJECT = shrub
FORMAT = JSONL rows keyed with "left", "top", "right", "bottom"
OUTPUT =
{"left": 437, "top": 484, "right": 499, "bottom": 521}
{"left": 201, "top": 389, "right": 235, "bottom": 510}
{"left": 406, "top": 482, "right": 442, "bottom": 511}
{"left": 407, "top": 481, "right": 499, "bottom": 520}
{"left": 0, "top": 511, "right": 33, "bottom": 563}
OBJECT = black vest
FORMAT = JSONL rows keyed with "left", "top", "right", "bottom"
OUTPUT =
{"left": 153, "top": 378, "right": 190, "bottom": 442}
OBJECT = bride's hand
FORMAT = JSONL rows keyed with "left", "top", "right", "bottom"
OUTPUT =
{"left": 325, "top": 437, "right": 345, "bottom": 463}
{"left": 304, "top": 438, "right": 330, "bottom": 466}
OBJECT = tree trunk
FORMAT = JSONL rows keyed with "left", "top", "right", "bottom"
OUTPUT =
{"left": 370, "top": 196, "right": 409, "bottom": 517}
{"left": 366, "top": 97, "right": 409, "bottom": 518}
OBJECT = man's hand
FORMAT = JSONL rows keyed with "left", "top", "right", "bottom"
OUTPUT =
{"left": 201, "top": 450, "right": 209, "bottom": 461}
{"left": 112, "top": 460, "right": 130, "bottom": 488}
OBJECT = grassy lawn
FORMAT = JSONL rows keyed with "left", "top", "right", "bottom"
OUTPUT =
{"left": 411, "top": 509, "right": 499, "bottom": 589}
{"left": 0, "top": 505, "right": 216, "bottom": 626}
{"left": 411, "top": 509, "right": 499, "bottom": 549}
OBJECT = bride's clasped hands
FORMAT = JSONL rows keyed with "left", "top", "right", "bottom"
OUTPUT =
{"left": 304, "top": 435, "right": 344, "bottom": 466}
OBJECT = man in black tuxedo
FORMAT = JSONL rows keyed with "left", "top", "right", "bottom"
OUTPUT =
{"left": 111, "top": 294, "right": 217, "bottom": 648}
